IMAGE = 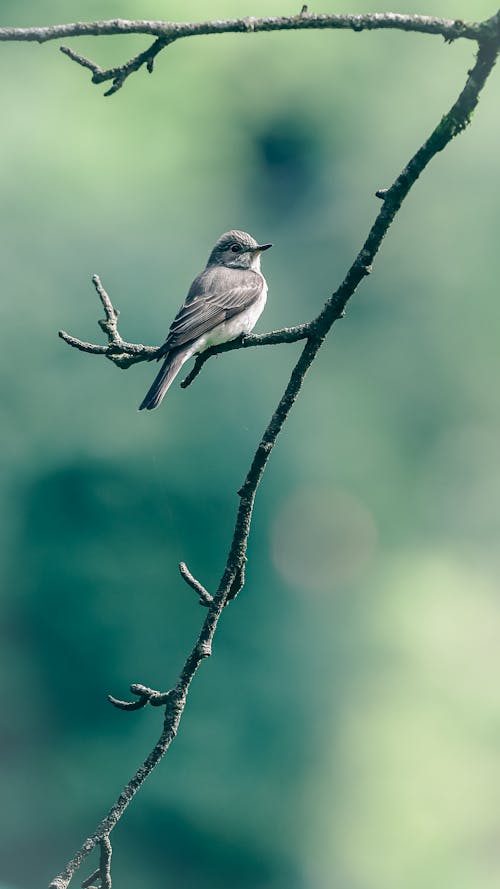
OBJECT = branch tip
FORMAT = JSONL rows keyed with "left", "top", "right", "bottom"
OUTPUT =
{"left": 107, "top": 691, "right": 149, "bottom": 711}
{"left": 179, "top": 561, "right": 213, "bottom": 605}
{"left": 104, "top": 78, "right": 124, "bottom": 97}
{"left": 108, "top": 683, "right": 173, "bottom": 710}
{"left": 60, "top": 45, "right": 101, "bottom": 76}
{"left": 92, "top": 275, "right": 117, "bottom": 318}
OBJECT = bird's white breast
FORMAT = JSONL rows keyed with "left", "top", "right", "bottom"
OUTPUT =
{"left": 196, "top": 274, "right": 267, "bottom": 352}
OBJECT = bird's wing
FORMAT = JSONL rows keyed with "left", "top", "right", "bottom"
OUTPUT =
{"left": 162, "top": 267, "right": 263, "bottom": 351}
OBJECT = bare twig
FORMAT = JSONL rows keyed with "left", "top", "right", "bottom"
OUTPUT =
{"left": 92, "top": 275, "right": 119, "bottom": 340}
{"left": 59, "top": 46, "right": 101, "bottom": 77}
{"left": 0, "top": 13, "right": 487, "bottom": 44}
{"left": 59, "top": 274, "right": 158, "bottom": 368}
{"left": 0, "top": 12, "right": 494, "bottom": 94}
{"left": 107, "top": 688, "right": 150, "bottom": 712}
{"left": 61, "top": 36, "right": 172, "bottom": 96}
{"left": 108, "top": 683, "right": 173, "bottom": 710}
{"left": 179, "top": 561, "right": 213, "bottom": 606}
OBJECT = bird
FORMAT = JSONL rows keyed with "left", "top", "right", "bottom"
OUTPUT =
{"left": 139, "top": 230, "right": 272, "bottom": 411}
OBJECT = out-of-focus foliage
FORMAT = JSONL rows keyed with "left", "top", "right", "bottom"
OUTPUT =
{"left": 1, "top": 2, "right": 500, "bottom": 888}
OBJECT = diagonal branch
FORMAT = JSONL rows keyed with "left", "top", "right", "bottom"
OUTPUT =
{"left": 47, "top": 21, "right": 500, "bottom": 889}
{"left": 0, "top": 12, "right": 495, "bottom": 95}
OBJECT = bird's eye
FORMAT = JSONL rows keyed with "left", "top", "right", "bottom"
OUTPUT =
{"left": 231, "top": 244, "right": 241, "bottom": 253}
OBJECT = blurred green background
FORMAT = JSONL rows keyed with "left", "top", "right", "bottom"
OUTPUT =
{"left": 1, "top": 2, "right": 500, "bottom": 887}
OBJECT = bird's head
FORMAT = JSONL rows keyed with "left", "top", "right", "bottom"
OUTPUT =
{"left": 207, "top": 230, "right": 272, "bottom": 270}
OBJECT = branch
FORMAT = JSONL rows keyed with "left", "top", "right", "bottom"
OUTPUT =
{"left": 0, "top": 11, "right": 493, "bottom": 94}
{"left": 60, "top": 36, "right": 171, "bottom": 97}
{"left": 179, "top": 325, "right": 311, "bottom": 388}
{"left": 59, "top": 275, "right": 158, "bottom": 368}
{"left": 59, "top": 278, "right": 310, "bottom": 376}
{"left": 47, "top": 16, "right": 500, "bottom": 888}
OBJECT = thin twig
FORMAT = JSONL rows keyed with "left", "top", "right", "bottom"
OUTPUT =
{"left": 59, "top": 46, "right": 101, "bottom": 76}
{"left": 58, "top": 274, "right": 160, "bottom": 368}
{"left": 92, "top": 275, "right": 120, "bottom": 340}
{"left": 47, "top": 18, "right": 500, "bottom": 889}
{"left": 107, "top": 690, "right": 149, "bottom": 712}
{"left": 178, "top": 561, "right": 213, "bottom": 606}
{"left": 108, "top": 683, "right": 178, "bottom": 710}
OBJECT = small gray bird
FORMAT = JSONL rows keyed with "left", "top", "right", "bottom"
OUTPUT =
{"left": 139, "top": 230, "right": 272, "bottom": 411}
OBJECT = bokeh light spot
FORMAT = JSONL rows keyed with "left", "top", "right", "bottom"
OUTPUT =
{"left": 270, "top": 486, "right": 377, "bottom": 594}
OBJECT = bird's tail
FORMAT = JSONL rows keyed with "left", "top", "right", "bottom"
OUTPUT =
{"left": 139, "top": 350, "right": 187, "bottom": 411}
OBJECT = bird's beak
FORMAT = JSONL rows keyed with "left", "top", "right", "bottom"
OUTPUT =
{"left": 254, "top": 243, "right": 273, "bottom": 253}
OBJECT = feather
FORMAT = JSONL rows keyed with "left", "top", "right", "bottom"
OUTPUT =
{"left": 139, "top": 350, "right": 187, "bottom": 410}
{"left": 161, "top": 266, "right": 264, "bottom": 352}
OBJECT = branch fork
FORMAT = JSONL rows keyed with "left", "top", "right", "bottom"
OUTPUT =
{"left": 0, "top": 13, "right": 494, "bottom": 97}
{"left": 80, "top": 837, "right": 112, "bottom": 889}
{"left": 108, "top": 682, "right": 176, "bottom": 711}
{"left": 59, "top": 274, "right": 158, "bottom": 368}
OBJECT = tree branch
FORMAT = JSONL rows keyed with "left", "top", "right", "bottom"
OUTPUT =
{"left": 46, "top": 14, "right": 500, "bottom": 887}
{"left": 59, "top": 278, "right": 310, "bottom": 376}
{"left": 59, "top": 275, "right": 158, "bottom": 368}
{"left": 0, "top": 11, "right": 494, "bottom": 94}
